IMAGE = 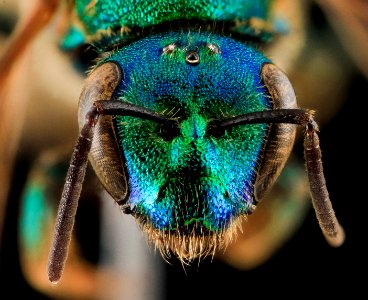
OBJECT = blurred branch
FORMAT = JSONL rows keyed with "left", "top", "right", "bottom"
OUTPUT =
{"left": 0, "top": 0, "right": 60, "bottom": 246}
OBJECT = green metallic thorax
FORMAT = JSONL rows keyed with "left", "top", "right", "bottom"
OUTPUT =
{"left": 63, "top": 0, "right": 274, "bottom": 49}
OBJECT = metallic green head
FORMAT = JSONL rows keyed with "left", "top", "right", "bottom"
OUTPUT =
{"left": 80, "top": 31, "right": 280, "bottom": 259}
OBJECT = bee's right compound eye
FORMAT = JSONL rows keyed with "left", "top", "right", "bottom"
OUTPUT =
{"left": 78, "top": 62, "right": 128, "bottom": 204}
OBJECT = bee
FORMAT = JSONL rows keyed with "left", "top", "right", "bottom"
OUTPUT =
{"left": 2, "top": 0, "right": 359, "bottom": 298}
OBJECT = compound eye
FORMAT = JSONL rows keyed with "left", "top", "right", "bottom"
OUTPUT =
{"left": 78, "top": 62, "right": 128, "bottom": 204}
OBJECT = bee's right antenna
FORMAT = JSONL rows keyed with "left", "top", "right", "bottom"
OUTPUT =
{"left": 47, "top": 62, "right": 121, "bottom": 284}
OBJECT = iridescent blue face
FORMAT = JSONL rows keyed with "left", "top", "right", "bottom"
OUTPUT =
{"left": 105, "top": 31, "right": 271, "bottom": 239}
